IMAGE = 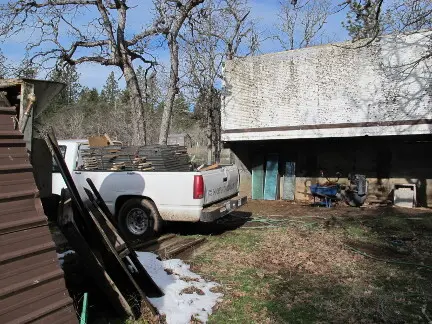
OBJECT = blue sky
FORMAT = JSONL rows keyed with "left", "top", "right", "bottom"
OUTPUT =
{"left": 0, "top": 0, "right": 349, "bottom": 90}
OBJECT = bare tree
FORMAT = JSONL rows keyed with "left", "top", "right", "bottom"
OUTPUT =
{"left": 211, "top": 0, "right": 259, "bottom": 60}
{"left": 136, "top": 65, "right": 163, "bottom": 145}
{"left": 343, "top": 0, "right": 432, "bottom": 65}
{"left": 389, "top": 0, "right": 432, "bottom": 32}
{"left": 181, "top": 0, "right": 258, "bottom": 163}
{"left": 156, "top": 0, "right": 205, "bottom": 145}
{"left": 0, "top": 1, "right": 179, "bottom": 145}
{"left": 277, "top": 0, "right": 335, "bottom": 50}
{"left": 0, "top": 50, "right": 7, "bottom": 78}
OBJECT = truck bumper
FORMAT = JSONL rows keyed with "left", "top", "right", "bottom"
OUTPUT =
{"left": 200, "top": 195, "right": 247, "bottom": 222}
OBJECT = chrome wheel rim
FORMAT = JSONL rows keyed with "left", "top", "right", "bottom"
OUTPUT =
{"left": 126, "top": 208, "right": 149, "bottom": 235}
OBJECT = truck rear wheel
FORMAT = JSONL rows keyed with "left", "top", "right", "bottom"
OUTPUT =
{"left": 117, "top": 198, "right": 163, "bottom": 241}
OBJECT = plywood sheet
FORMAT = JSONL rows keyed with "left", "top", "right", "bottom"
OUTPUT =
{"left": 283, "top": 161, "right": 296, "bottom": 200}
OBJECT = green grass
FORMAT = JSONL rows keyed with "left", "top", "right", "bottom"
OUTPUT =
{"left": 208, "top": 295, "right": 265, "bottom": 324}
{"left": 100, "top": 210, "right": 432, "bottom": 324}
{"left": 124, "top": 319, "right": 149, "bottom": 324}
{"left": 345, "top": 224, "right": 369, "bottom": 238}
{"left": 190, "top": 212, "right": 432, "bottom": 324}
{"left": 376, "top": 216, "right": 410, "bottom": 231}
{"left": 266, "top": 301, "right": 319, "bottom": 324}
{"left": 207, "top": 230, "right": 263, "bottom": 252}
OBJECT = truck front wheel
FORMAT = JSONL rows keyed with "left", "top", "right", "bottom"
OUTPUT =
{"left": 117, "top": 198, "right": 163, "bottom": 241}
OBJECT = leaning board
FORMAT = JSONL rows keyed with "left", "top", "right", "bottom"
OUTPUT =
{"left": 283, "top": 161, "right": 296, "bottom": 200}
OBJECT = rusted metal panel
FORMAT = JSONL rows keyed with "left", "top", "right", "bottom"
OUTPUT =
{"left": 0, "top": 105, "right": 77, "bottom": 323}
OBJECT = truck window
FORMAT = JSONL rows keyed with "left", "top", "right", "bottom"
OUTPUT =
{"left": 52, "top": 145, "right": 67, "bottom": 172}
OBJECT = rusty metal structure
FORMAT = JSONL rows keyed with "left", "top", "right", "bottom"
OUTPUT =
{"left": 0, "top": 80, "right": 77, "bottom": 323}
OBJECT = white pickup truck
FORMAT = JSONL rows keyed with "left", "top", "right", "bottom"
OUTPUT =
{"left": 52, "top": 140, "right": 247, "bottom": 240}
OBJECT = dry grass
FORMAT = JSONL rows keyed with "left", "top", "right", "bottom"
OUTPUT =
{"left": 179, "top": 286, "right": 205, "bottom": 295}
{"left": 190, "top": 203, "right": 432, "bottom": 323}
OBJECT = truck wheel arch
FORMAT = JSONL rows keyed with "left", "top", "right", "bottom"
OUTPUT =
{"left": 115, "top": 195, "right": 164, "bottom": 237}
{"left": 115, "top": 195, "right": 158, "bottom": 216}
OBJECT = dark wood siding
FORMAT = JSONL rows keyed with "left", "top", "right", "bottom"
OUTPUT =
{"left": 0, "top": 105, "right": 77, "bottom": 323}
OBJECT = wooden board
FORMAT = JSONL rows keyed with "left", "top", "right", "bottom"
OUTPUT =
{"left": 283, "top": 161, "right": 296, "bottom": 200}
{"left": 57, "top": 190, "right": 135, "bottom": 319}
{"left": 46, "top": 132, "right": 162, "bottom": 319}
{"left": 264, "top": 154, "right": 279, "bottom": 200}
{"left": 88, "top": 135, "right": 110, "bottom": 147}
{"left": 200, "top": 163, "right": 220, "bottom": 171}
{"left": 251, "top": 154, "right": 264, "bottom": 200}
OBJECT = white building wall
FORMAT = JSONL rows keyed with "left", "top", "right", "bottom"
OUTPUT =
{"left": 222, "top": 31, "right": 432, "bottom": 141}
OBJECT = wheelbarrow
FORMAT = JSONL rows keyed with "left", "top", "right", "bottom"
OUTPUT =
{"left": 309, "top": 184, "right": 340, "bottom": 208}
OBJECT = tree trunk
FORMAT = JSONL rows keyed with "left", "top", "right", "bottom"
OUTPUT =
{"left": 207, "top": 90, "right": 213, "bottom": 165}
{"left": 214, "top": 93, "right": 221, "bottom": 163}
{"left": 205, "top": 88, "right": 221, "bottom": 164}
{"left": 158, "top": 38, "right": 179, "bottom": 145}
{"left": 124, "top": 64, "right": 146, "bottom": 145}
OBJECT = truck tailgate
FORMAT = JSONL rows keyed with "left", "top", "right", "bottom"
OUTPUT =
{"left": 202, "top": 165, "right": 239, "bottom": 206}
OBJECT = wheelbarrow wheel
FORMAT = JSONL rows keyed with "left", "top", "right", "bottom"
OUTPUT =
{"left": 344, "top": 191, "right": 367, "bottom": 207}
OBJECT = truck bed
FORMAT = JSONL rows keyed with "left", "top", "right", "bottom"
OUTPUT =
{"left": 53, "top": 166, "right": 240, "bottom": 222}
{"left": 52, "top": 140, "right": 242, "bottom": 223}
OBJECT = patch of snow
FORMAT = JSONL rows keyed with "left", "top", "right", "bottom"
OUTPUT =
{"left": 57, "top": 250, "right": 76, "bottom": 266}
{"left": 137, "top": 252, "right": 223, "bottom": 324}
{"left": 57, "top": 250, "right": 76, "bottom": 258}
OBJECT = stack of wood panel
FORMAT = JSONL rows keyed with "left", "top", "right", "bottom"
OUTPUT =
{"left": 133, "top": 157, "right": 154, "bottom": 171}
{"left": 137, "top": 145, "right": 191, "bottom": 172}
{"left": 78, "top": 144, "right": 190, "bottom": 172}
{"left": 82, "top": 156, "right": 99, "bottom": 170}
{"left": 78, "top": 147, "right": 146, "bottom": 171}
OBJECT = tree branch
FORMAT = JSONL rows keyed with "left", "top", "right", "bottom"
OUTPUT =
{"left": 17, "top": 0, "right": 97, "bottom": 8}
{"left": 94, "top": 0, "right": 116, "bottom": 54}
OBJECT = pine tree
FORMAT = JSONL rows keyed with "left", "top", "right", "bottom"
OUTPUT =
{"left": 171, "top": 94, "right": 194, "bottom": 132}
{"left": 50, "top": 64, "right": 82, "bottom": 106}
{"left": 15, "top": 60, "right": 38, "bottom": 79}
{"left": 101, "top": 71, "right": 120, "bottom": 107}
{"left": 79, "top": 87, "right": 100, "bottom": 104}
{"left": 78, "top": 87, "right": 101, "bottom": 118}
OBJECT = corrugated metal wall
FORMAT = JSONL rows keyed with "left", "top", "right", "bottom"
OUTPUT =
{"left": 0, "top": 104, "right": 77, "bottom": 323}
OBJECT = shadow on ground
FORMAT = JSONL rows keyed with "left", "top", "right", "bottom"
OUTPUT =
{"left": 267, "top": 206, "right": 432, "bottom": 323}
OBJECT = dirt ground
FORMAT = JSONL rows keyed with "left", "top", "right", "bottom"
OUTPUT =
{"left": 184, "top": 201, "right": 432, "bottom": 324}
{"left": 57, "top": 200, "right": 432, "bottom": 323}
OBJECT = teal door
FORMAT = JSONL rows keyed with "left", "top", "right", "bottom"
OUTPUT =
{"left": 264, "top": 154, "right": 279, "bottom": 200}
{"left": 251, "top": 155, "right": 264, "bottom": 199}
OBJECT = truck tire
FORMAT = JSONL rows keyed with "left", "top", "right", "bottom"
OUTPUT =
{"left": 117, "top": 198, "right": 163, "bottom": 241}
